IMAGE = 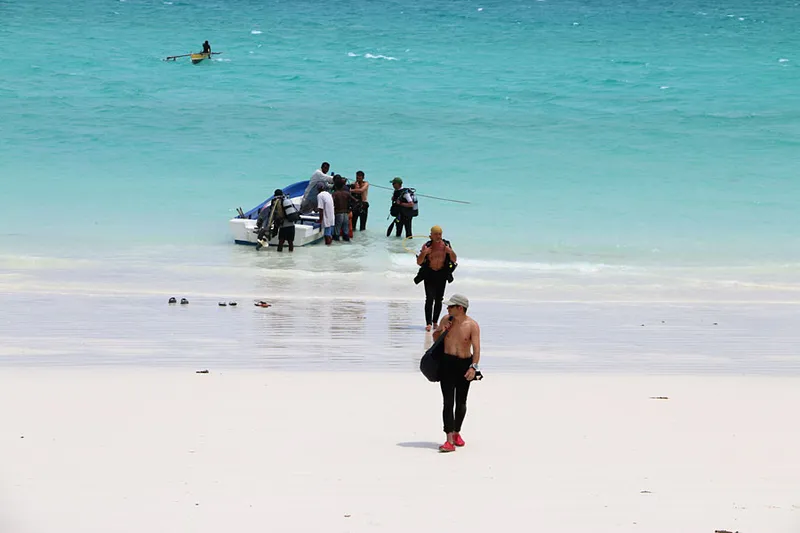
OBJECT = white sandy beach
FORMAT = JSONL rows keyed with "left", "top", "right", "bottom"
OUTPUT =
{"left": 2, "top": 369, "right": 798, "bottom": 533}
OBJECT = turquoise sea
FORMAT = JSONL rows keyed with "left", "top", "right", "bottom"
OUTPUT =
{"left": 2, "top": 0, "right": 800, "bottom": 290}
{"left": 2, "top": 0, "right": 800, "bottom": 374}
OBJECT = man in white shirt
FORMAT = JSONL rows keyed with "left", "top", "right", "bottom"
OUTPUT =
{"left": 301, "top": 162, "right": 334, "bottom": 213}
{"left": 316, "top": 182, "right": 335, "bottom": 245}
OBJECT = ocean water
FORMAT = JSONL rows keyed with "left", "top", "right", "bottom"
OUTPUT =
{"left": 2, "top": 0, "right": 800, "bottom": 295}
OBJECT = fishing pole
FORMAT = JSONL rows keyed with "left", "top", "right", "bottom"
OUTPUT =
{"left": 371, "top": 184, "right": 471, "bottom": 205}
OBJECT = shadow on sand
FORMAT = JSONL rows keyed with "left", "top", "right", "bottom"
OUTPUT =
{"left": 396, "top": 441, "right": 440, "bottom": 450}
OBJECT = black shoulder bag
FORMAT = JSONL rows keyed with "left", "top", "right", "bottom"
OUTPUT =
{"left": 420, "top": 330, "right": 447, "bottom": 382}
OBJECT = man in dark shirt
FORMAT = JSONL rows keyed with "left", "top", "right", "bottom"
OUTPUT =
{"left": 202, "top": 41, "right": 211, "bottom": 54}
{"left": 390, "top": 177, "right": 415, "bottom": 238}
{"left": 331, "top": 176, "right": 354, "bottom": 242}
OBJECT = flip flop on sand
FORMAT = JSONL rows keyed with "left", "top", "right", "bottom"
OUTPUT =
{"left": 229, "top": 302, "right": 237, "bottom": 306}
{"left": 180, "top": 298, "right": 189, "bottom": 305}
{"left": 218, "top": 302, "right": 227, "bottom": 306}
{"left": 254, "top": 301, "right": 271, "bottom": 308}
{"left": 168, "top": 297, "right": 177, "bottom": 304}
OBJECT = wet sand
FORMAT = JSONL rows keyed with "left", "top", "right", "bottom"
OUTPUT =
{"left": 1, "top": 290, "right": 800, "bottom": 374}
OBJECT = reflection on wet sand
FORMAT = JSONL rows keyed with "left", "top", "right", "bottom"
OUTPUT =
{"left": 2, "top": 291, "right": 800, "bottom": 375}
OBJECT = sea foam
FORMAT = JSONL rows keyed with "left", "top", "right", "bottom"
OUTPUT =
{"left": 349, "top": 52, "right": 397, "bottom": 61}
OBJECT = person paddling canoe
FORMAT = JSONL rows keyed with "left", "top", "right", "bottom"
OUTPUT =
{"left": 202, "top": 41, "right": 211, "bottom": 54}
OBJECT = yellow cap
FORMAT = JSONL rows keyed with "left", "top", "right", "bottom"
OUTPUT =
{"left": 431, "top": 225, "right": 443, "bottom": 234}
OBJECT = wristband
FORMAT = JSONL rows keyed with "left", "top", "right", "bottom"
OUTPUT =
{"left": 470, "top": 363, "right": 479, "bottom": 371}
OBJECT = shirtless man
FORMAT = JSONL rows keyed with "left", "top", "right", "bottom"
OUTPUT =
{"left": 417, "top": 225, "right": 457, "bottom": 331}
{"left": 350, "top": 171, "right": 369, "bottom": 231}
{"left": 432, "top": 294, "right": 481, "bottom": 453}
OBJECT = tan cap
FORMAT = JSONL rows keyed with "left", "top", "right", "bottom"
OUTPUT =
{"left": 443, "top": 294, "right": 469, "bottom": 309}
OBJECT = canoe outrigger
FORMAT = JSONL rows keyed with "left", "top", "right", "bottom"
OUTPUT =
{"left": 164, "top": 40, "right": 221, "bottom": 64}
{"left": 164, "top": 51, "right": 221, "bottom": 63}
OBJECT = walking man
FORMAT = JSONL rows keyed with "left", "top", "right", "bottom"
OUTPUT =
{"left": 416, "top": 225, "right": 457, "bottom": 331}
{"left": 432, "top": 294, "right": 481, "bottom": 453}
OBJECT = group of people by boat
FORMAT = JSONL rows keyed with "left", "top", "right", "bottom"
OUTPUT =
{"left": 249, "top": 162, "right": 455, "bottom": 331}
{"left": 295, "top": 162, "right": 419, "bottom": 245}
{"left": 296, "top": 162, "right": 372, "bottom": 245}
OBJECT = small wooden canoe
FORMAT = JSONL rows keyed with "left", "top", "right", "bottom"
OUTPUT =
{"left": 191, "top": 52, "right": 210, "bottom": 64}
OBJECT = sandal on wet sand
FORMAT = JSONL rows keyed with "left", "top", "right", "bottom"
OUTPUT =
{"left": 180, "top": 298, "right": 189, "bottom": 305}
{"left": 168, "top": 297, "right": 177, "bottom": 304}
{"left": 229, "top": 302, "right": 237, "bottom": 306}
{"left": 218, "top": 302, "right": 227, "bottom": 306}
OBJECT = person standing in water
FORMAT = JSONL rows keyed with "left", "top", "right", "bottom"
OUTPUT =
{"left": 331, "top": 176, "right": 354, "bottom": 242}
{"left": 301, "top": 162, "right": 334, "bottom": 213}
{"left": 274, "top": 189, "right": 299, "bottom": 252}
{"left": 416, "top": 225, "right": 457, "bottom": 332}
{"left": 316, "top": 182, "right": 335, "bottom": 245}
{"left": 390, "top": 177, "right": 415, "bottom": 238}
{"left": 350, "top": 170, "right": 370, "bottom": 231}
{"left": 432, "top": 294, "right": 481, "bottom": 453}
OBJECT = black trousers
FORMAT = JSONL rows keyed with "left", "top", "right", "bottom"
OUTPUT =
{"left": 424, "top": 269, "right": 448, "bottom": 326}
{"left": 395, "top": 215, "right": 412, "bottom": 238}
{"left": 440, "top": 354, "right": 472, "bottom": 434}
{"left": 353, "top": 202, "right": 368, "bottom": 231}
{"left": 277, "top": 226, "right": 295, "bottom": 251}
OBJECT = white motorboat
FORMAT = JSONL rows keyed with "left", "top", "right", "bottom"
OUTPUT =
{"left": 229, "top": 180, "right": 323, "bottom": 248}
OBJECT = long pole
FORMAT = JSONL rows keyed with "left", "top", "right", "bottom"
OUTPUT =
{"left": 164, "top": 53, "right": 192, "bottom": 61}
{"left": 164, "top": 52, "right": 223, "bottom": 61}
{"left": 370, "top": 184, "right": 470, "bottom": 205}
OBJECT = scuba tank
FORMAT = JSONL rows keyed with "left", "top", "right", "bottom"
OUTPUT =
{"left": 407, "top": 188, "right": 419, "bottom": 217}
{"left": 283, "top": 198, "right": 300, "bottom": 223}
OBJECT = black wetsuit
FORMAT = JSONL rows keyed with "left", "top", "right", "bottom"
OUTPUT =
{"left": 424, "top": 268, "right": 448, "bottom": 326}
{"left": 420, "top": 239, "right": 455, "bottom": 326}
{"left": 440, "top": 354, "right": 472, "bottom": 434}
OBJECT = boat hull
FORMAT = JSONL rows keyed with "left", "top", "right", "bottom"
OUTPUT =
{"left": 229, "top": 217, "right": 323, "bottom": 248}
{"left": 191, "top": 53, "right": 210, "bottom": 64}
{"left": 229, "top": 180, "right": 323, "bottom": 248}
